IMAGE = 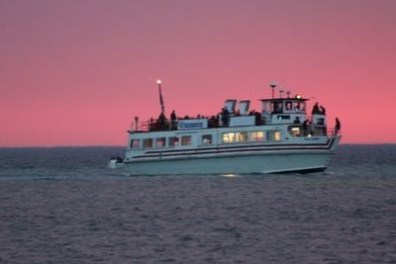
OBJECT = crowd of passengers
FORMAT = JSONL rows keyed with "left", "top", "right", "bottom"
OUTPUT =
{"left": 147, "top": 102, "right": 340, "bottom": 135}
{"left": 148, "top": 108, "right": 263, "bottom": 131}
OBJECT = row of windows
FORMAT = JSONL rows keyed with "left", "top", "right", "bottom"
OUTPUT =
{"left": 130, "top": 135, "right": 194, "bottom": 149}
{"left": 222, "top": 131, "right": 281, "bottom": 143}
{"left": 262, "top": 101, "right": 306, "bottom": 113}
{"left": 129, "top": 130, "right": 281, "bottom": 149}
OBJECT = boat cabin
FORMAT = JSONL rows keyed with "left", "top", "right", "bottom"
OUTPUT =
{"left": 260, "top": 96, "right": 307, "bottom": 125}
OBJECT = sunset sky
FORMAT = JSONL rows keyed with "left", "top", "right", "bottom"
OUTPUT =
{"left": 1, "top": 0, "right": 395, "bottom": 146}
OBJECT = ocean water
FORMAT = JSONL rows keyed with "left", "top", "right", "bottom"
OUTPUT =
{"left": 0, "top": 145, "right": 395, "bottom": 264}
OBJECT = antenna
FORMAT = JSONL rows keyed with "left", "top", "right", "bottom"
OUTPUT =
{"left": 279, "top": 89, "right": 285, "bottom": 98}
{"left": 270, "top": 83, "right": 277, "bottom": 99}
{"left": 134, "top": 116, "right": 139, "bottom": 131}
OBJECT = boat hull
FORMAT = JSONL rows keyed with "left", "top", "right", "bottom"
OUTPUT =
{"left": 123, "top": 136, "right": 340, "bottom": 175}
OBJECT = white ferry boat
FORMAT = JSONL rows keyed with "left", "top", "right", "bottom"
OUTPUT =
{"left": 110, "top": 81, "right": 341, "bottom": 175}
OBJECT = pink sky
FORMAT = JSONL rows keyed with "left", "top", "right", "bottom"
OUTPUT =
{"left": 1, "top": 0, "right": 395, "bottom": 146}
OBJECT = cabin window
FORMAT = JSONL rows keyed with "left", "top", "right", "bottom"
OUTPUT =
{"left": 293, "top": 101, "right": 301, "bottom": 110}
{"left": 285, "top": 101, "right": 292, "bottom": 111}
{"left": 223, "top": 132, "right": 249, "bottom": 143}
{"left": 294, "top": 101, "right": 305, "bottom": 111}
{"left": 277, "top": 115, "right": 290, "bottom": 120}
{"left": 275, "top": 131, "right": 281, "bottom": 141}
{"left": 288, "top": 126, "right": 301, "bottom": 137}
{"left": 316, "top": 117, "right": 325, "bottom": 125}
{"left": 130, "top": 139, "right": 141, "bottom": 149}
{"left": 168, "top": 136, "right": 179, "bottom": 147}
{"left": 181, "top": 135, "right": 192, "bottom": 146}
{"left": 273, "top": 102, "right": 283, "bottom": 113}
{"left": 143, "top": 138, "right": 153, "bottom": 148}
{"left": 236, "top": 132, "right": 248, "bottom": 143}
{"left": 156, "top": 137, "right": 166, "bottom": 148}
{"left": 202, "top": 134, "right": 212, "bottom": 145}
{"left": 222, "top": 132, "right": 235, "bottom": 143}
{"left": 250, "top": 131, "right": 265, "bottom": 141}
{"left": 268, "top": 130, "right": 281, "bottom": 141}
{"left": 262, "top": 102, "right": 272, "bottom": 113}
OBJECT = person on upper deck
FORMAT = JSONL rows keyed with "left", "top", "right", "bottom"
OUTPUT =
{"left": 320, "top": 105, "right": 326, "bottom": 115}
{"left": 335, "top": 117, "right": 341, "bottom": 135}
{"left": 303, "top": 119, "right": 310, "bottom": 136}
{"left": 157, "top": 112, "right": 167, "bottom": 130}
{"left": 170, "top": 110, "right": 177, "bottom": 130}
{"left": 170, "top": 110, "right": 176, "bottom": 121}
{"left": 312, "top": 103, "right": 320, "bottom": 114}
{"left": 312, "top": 102, "right": 326, "bottom": 115}
{"left": 221, "top": 107, "right": 230, "bottom": 126}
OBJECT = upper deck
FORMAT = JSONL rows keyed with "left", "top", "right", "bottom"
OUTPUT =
{"left": 128, "top": 94, "right": 326, "bottom": 134}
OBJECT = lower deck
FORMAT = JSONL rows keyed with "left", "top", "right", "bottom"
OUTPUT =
{"left": 129, "top": 119, "right": 330, "bottom": 148}
{"left": 125, "top": 124, "right": 337, "bottom": 162}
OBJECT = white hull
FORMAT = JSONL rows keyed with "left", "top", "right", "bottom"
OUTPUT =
{"left": 123, "top": 136, "right": 340, "bottom": 175}
{"left": 124, "top": 152, "right": 331, "bottom": 175}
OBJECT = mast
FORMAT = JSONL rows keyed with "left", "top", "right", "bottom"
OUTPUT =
{"left": 157, "top": 79, "right": 165, "bottom": 114}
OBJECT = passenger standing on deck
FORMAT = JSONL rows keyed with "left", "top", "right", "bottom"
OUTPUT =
{"left": 170, "top": 110, "right": 177, "bottom": 130}
{"left": 312, "top": 103, "right": 320, "bottom": 114}
{"left": 335, "top": 117, "right": 341, "bottom": 135}
{"left": 170, "top": 110, "right": 176, "bottom": 121}
{"left": 157, "top": 112, "right": 167, "bottom": 130}
{"left": 221, "top": 107, "right": 229, "bottom": 126}
{"left": 303, "top": 119, "right": 309, "bottom": 136}
{"left": 320, "top": 105, "right": 326, "bottom": 115}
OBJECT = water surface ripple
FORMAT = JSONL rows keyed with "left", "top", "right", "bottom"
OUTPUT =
{"left": 0, "top": 145, "right": 395, "bottom": 263}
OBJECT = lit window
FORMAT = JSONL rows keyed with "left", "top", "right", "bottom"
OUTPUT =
{"left": 222, "top": 132, "right": 235, "bottom": 143}
{"left": 289, "top": 126, "right": 301, "bottom": 137}
{"left": 251, "top": 131, "right": 265, "bottom": 141}
{"left": 236, "top": 132, "right": 248, "bottom": 142}
{"left": 267, "top": 131, "right": 281, "bottom": 141}
{"left": 274, "top": 131, "right": 281, "bottom": 141}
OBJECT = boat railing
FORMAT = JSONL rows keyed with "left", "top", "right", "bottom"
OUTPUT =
{"left": 131, "top": 116, "right": 221, "bottom": 132}
{"left": 130, "top": 114, "right": 341, "bottom": 135}
{"left": 288, "top": 123, "right": 340, "bottom": 138}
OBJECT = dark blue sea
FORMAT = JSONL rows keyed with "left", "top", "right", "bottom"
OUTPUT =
{"left": 0, "top": 145, "right": 395, "bottom": 264}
